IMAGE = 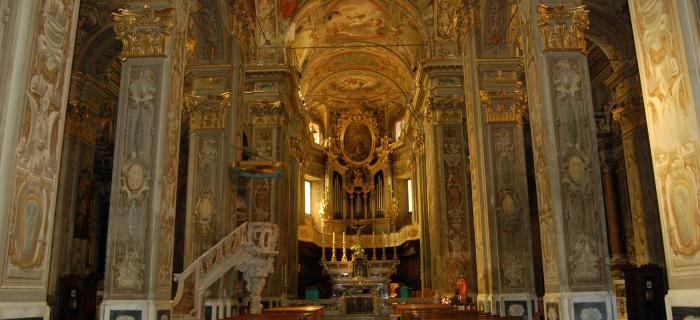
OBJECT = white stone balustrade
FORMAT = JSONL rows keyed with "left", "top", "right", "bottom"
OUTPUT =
{"left": 172, "top": 222, "right": 279, "bottom": 319}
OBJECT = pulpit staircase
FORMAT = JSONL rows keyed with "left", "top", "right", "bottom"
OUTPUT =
{"left": 172, "top": 222, "right": 279, "bottom": 319}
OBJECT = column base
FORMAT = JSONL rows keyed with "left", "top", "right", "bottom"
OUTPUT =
{"left": 495, "top": 293, "right": 537, "bottom": 319}
{"left": 0, "top": 302, "right": 50, "bottom": 319}
{"left": 100, "top": 299, "right": 173, "bottom": 320}
{"left": 666, "top": 288, "right": 700, "bottom": 319}
{"left": 543, "top": 291, "right": 615, "bottom": 320}
{"left": 476, "top": 293, "right": 494, "bottom": 313}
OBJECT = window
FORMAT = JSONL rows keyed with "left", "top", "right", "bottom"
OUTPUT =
{"left": 309, "top": 122, "right": 322, "bottom": 144}
{"left": 407, "top": 179, "right": 413, "bottom": 213}
{"left": 395, "top": 120, "right": 403, "bottom": 140}
{"left": 304, "top": 180, "right": 312, "bottom": 215}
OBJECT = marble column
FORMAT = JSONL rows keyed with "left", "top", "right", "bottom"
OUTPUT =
{"left": 611, "top": 102, "right": 664, "bottom": 268}
{"left": 0, "top": 0, "right": 80, "bottom": 318}
{"left": 461, "top": 28, "right": 496, "bottom": 312}
{"left": 628, "top": 0, "right": 700, "bottom": 315}
{"left": 600, "top": 158, "right": 627, "bottom": 271}
{"left": 421, "top": 60, "right": 475, "bottom": 297}
{"left": 243, "top": 66, "right": 299, "bottom": 297}
{"left": 101, "top": 2, "right": 189, "bottom": 319}
{"left": 520, "top": 3, "right": 614, "bottom": 319}
{"left": 477, "top": 59, "right": 537, "bottom": 318}
{"left": 183, "top": 92, "right": 230, "bottom": 265}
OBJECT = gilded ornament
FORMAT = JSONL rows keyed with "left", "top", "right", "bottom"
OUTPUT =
{"left": 425, "top": 95, "right": 465, "bottom": 123}
{"left": 113, "top": 5, "right": 175, "bottom": 58}
{"left": 537, "top": 4, "right": 589, "bottom": 51}
{"left": 184, "top": 92, "right": 230, "bottom": 130}
{"left": 480, "top": 89, "right": 526, "bottom": 124}
{"left": 249, "top": 100, "right": 287, "bottom": 125}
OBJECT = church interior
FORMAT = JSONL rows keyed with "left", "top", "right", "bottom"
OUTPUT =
{"left": 1, "top": 0, "right": 700, "bottom": 319}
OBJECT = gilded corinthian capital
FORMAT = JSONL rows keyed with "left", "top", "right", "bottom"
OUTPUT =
{"left": 184, "top": 92, "right": 231, "bottom": 130}
{"left": 538, "top": 4, "right": 589, "bottom": 52}
{"left": 113, "top": 5, "right": 175, "bottom": 58}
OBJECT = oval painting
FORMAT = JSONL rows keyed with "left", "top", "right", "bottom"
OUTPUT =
{"left": 342, "top": 121, "right": 374, "bottom": 163}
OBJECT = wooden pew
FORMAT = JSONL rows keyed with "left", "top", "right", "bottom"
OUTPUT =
{"left": 227, "top": 314, "right": 306, "bottom": 320}
{"left": 401, "top": 308, "right": 525, "bottom": 320}
{"left": 401, "top": 309, "right": 481, "bottom": 319}
{"left": 227, "top": 306, "right": 323, "bottom": 320}
{"left": 263, "top": 306, "right": 324, "bottom": 320}
{"left": 393, "top": 303, "right": 457, "bottom": 316}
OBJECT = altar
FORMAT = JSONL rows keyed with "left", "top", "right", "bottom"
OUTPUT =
{"left": 322, "top": 246, "right": 399, "bottom": 315}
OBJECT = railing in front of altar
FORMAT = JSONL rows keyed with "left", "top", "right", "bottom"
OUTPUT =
{"left": 297, "top": 223, "right": 420, "bottom": 248}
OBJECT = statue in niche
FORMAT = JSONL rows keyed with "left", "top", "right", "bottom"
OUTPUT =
{"left": 351, "top": 244, "right": 368, "bottom": 278}
{"left": 353, "top": 168, "right": 364, "bottom": 186}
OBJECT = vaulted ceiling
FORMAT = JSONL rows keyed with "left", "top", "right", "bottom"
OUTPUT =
{"left": 284, "top": 0, "right": 430, "bottom": 123}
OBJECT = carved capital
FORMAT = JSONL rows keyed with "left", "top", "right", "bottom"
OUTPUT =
{"left": 249, "top": 100, "right": 288, "bottom": 125}
{"left": 611, "top": 105, "right": 647, "bottom": 136}
{"left": 480, "top": 89, "right": 526, "bottom": 124}
{"left": 184, "top": 92, "right": 230, "bottom": 130}
{"left": 113, "top": 5, "right": 175, "bottom": 58}
{"left": 64, "top": 100, "right": 108, "bottom": 145}
{"left": 537, "top": 4, "right": 589, "bottom": 52}
{"left": 185, "top": 37, "right": 197, "bottom": 63}
{"left": 425, "top": 95, "right": 465, "bottom": 124}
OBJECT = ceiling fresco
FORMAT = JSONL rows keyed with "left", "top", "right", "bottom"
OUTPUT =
{"left": 280, "top": 0, "right": 428, "bottom": 127}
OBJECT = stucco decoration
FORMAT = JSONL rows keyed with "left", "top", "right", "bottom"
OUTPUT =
{"left": 4, "top": 0, "right": 80, "bottom": 284}
{"left": 629, "top": 0, "right": 700, "bottom": 277}
{"left": 436, "top": 125, "right": 472, "bottom": 292}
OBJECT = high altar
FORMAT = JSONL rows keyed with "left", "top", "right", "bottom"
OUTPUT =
{"left": 313, "top": 109, "right": 405, "bottom": 315}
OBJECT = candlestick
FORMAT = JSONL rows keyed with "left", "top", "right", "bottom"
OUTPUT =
{"left": 321, "top": 224, "right": 326, "bottom": 262}
{"left": 393, "top": 234, "right": 398, "bottom": 261}
{"left": 383, "top": 233, "right": 387, "bottom": 260}
{"left": 331, "top": 232, "right": 336, "bottom": 262}
{"left": 372, "top": 231, "right": 377, "bottom": 261}
{"left": 342, "top": 231, "right": 347, "bottom": 262}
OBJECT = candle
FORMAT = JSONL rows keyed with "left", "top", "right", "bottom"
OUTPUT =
{"left": 343, "top": 231, "right": 345, "bottom": 244}
{"left": 333, "top": 231, "right": 336, "bottom": 244}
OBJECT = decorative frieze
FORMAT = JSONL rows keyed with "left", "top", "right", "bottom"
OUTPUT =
{"left": 184, "top": 92, "right": 231, "bottom": 130}
{"left": 113, "top": 5, "right": 175, "bottom": 58}
{"left": 537, "top": 4, "right": 589, "bottom": 52}
{"left": 249, "top": 100, "right": 288, "bottom": 125}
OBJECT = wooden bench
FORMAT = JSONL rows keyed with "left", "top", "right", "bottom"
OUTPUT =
{"left": 227, "top": 314, "right": 307, "bottom": 320}
{"left": 401, "top": 309, "right": 524, "bottom": 320}
{"left": 263, "top": 306, "right": 323, "bottom": 320}
{"left": 393, "top": 303, "right": 457, "bottom": 316}
{"left": 402, "top": 309, "right": 481, "bottom": 319}
{"left": 227, "top": 306, "right": 324, "bottom": 320}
